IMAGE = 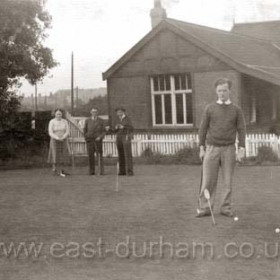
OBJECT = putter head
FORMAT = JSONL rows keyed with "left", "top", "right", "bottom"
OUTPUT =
{"left": 204, "top": 189, "right": 210, "bottom": 200}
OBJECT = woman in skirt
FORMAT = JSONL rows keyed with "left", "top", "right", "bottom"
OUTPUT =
{"left": 48, "top": 109, "right": 70, "bottom": 176}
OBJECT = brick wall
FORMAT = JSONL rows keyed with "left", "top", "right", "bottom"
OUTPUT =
{"left": 113, "top": 30, "right": 231, "bottom": 78}
{"left": 107, "top": 76, "right": 152, "bottom": 129}
{"left": 107, "top": 29, "right": 234, "bottom": 130}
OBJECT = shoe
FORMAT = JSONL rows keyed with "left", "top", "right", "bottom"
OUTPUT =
{"left": 52, "top": 170, "right": 59, "bottom": 176}
{"left": 118, "top": 173, "right": 126, "bottom": 176}
{"left": 89, "top": 172, "right": 95, "bottom": 175}
{"left": 220, "top": 210, "right": 234, "bottom": 217}
{"left": 195, "top": 210, "right": 211, "bottom": 218}
{"left": 60, "top": 170, "right": 70, "bottom": 177}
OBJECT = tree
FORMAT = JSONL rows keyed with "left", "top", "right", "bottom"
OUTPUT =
{"left": 74, "top": 95, "right": 108, "bottom": 117}
{"left": 0, "top": 0, "right": 57, "bottom": 90}
{"left": 0, "top": 0, "right": 57, "bottom": 158}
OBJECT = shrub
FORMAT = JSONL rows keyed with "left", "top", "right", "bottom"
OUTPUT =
{"left": 141, "top": 147, "right": 154, "bottom": 158}
{"left": 140, "top": 146, "right": 201, "bottom": 165}
{"left": 256, "top": 146, "right": 279, "bottom": 164}
{"left": 173, "top": 146, "right": 201, "bottom": 165}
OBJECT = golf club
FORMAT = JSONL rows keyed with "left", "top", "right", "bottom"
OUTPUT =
{"left": 116, "top": 161, "right": 119, "bottom": 192}
{"left": 204, "top": 188, "right": 216, "bottom": 225}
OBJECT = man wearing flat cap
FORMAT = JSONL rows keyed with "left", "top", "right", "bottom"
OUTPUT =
{"left": 114, "top": 107, "right": 134, "bottom": 176}
{"left": 84, "top": 108, "right": 106, "bottom": 175}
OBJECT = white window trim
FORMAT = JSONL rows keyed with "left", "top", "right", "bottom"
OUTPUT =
{"left": 151, "top": 75, "right": 193, "bottom": 127}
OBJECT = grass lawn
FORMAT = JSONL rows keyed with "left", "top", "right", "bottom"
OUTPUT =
{"left": 1, "top": 165, "right": 280, "bottom": 279}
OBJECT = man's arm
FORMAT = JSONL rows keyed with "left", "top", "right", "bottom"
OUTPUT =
{"left": 198, "top": 106, "right": 210, "bottom": 148}
{"left": 198, "top": 105, "right": 210, "bottom": 160}
{"left": 97, "top": 119, "right": 106, "bottom": 139}
{"left": 236, "top": 107, "right": 246, "bottom": 148}
{"left": 236, "top": 107, "right": 246, "bottom": 161}
{"left": 123, "top": 116, "right": 133, "bottom": 134}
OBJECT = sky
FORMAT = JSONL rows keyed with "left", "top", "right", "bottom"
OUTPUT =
{"left": 19, "top": 0, "right": 280, "bottom": 96}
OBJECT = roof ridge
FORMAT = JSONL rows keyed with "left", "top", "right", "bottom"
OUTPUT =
{"left": 234, "top": 19, "right": 280, "bottom": 26}
{"left": 166, "top": 18, "right": 276, "bottom": 46}
{"left": 166, "top": 18, "right": 230, "bottom": 34}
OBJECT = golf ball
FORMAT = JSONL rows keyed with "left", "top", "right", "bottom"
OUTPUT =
{"left": 234, "top": 216, "right": 239, "bottom": 221}
{"left": 275, "top": 228, "right": 280, "bottom": 233}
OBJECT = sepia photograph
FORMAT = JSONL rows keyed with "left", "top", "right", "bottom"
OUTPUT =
{"left": 0, "top": 0, "right": 280, "bottom": 279}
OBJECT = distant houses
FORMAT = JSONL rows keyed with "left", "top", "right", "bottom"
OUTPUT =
{"left": 21, "top": 88, "right": 107, "bottom": 111}
{"left": 103, "top": 0, "right": 280, "bottom": 133}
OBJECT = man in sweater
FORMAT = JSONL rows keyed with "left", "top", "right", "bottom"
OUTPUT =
{"left": 84, "top": 108, "right": 106, "bottom": 175}
{"left": 196, "top": 78, "right": 246, "bottom": 218}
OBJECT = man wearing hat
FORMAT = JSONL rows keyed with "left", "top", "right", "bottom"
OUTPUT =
{"left": 114, "top": 107, "right": 134, "bottom": 176}
{"left": 84, "top": 108, "right": 106, "bottom": 175}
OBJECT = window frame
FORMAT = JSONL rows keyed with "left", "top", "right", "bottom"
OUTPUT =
{"left": 150, "top": 74, "right": 193, "bottom": 127}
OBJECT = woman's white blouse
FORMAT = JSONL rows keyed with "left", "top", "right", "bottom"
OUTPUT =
{"left": 48, "top": 118, "right": 70, "bottom": 139}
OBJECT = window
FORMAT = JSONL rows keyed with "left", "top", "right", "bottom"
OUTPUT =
{"left": 151, "top": 74, "right": 193, "bottom": 126}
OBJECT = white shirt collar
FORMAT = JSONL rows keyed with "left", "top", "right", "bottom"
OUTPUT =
{"left": 217, "top": 99, "right": 232, "bottom": 105}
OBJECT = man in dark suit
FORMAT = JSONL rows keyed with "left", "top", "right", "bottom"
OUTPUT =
{"left": 114, "top": 108, "right": 134, "bottom": 176}
{"left": 84, "top": 108, "right": 106, "bottom": 175}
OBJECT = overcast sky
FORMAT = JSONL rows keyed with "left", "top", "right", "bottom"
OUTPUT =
{"left": 19, "top": 0, "right": 280, "bottom": 96}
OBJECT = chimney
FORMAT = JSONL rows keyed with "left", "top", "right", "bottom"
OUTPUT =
{"left": 150, "top": 0, "right": 167, "bottom": 28}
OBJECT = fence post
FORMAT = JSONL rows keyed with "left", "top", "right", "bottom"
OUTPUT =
{"left": 137, "top": 140, "right": 142, "bottom": 157}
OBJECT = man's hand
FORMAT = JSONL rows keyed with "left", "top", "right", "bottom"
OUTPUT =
{"left": 199, "top": 146, "right": 205, "bottom": 161}
{"left": 236, "top": 147, "right": 245, "bottom": 162}
{"left": 116, "top": 124, "right": 124, "bottom": 129}
{"left": 96, "top": 137, "right": 100, "bottom": 141}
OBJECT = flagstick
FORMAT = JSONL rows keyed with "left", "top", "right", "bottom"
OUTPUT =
{"left": 116, "top": 162, "right": 119, "bottom": 192}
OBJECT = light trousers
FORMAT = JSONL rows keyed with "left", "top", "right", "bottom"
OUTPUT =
{"left": 198, "top": 144, "right": 236, "bottom": 212}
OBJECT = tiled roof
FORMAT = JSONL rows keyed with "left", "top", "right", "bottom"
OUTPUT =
{"left": 103, "top": 18, "right": 280, "bottom": 86}
{"left": 232, "top": 20, "right": 280, "bottom": 42}
{"left": 167, "top": 18, "right": 280, "bottom": 85}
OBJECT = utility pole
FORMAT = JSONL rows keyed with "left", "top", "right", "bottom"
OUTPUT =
{"left": 71, "top": 52, "right": 74, "bottom": 115}
{"left": 76, "top": 86, "right": 79, "bottom": 108}
{"left": 34, "top": 82, "right": 38, "bottom": 112}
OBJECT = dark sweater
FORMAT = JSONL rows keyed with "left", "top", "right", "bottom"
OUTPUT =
{"left": 199, "top": 103, "right": 246, "bottom": 148}
{"left": 114, "top": 115, "right": 133, "bottom": 141}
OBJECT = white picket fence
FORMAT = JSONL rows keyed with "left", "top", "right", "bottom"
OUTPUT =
{"left": 65, "top": 114, "right": 280, "bottom": 158}
{"left": 68, "top": 133, "right": 200, "bottom": 157}
{"left": 245, "top": 134, "right": 280, "bottom": 158}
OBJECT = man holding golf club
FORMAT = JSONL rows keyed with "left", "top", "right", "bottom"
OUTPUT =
{"left": 196, "top": 78, "right": 246, "bottom": 218}
{"left": 114, "top": 107, "right": 134, "bottom": 176}
{"left": 84, "top": 108, "right": 106, "bottom": 175}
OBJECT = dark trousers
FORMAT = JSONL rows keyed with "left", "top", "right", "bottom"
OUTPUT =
{"left": 116, "top": 137, "right": 133, "bottom": 175}
{"left": 86, "top": 140, "right": 104, "bottom": 174}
